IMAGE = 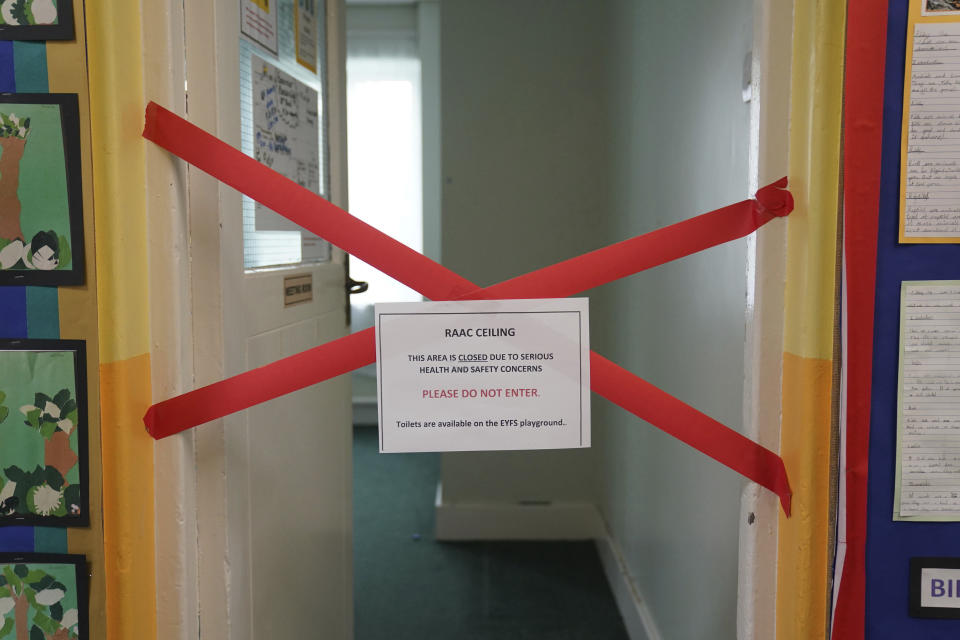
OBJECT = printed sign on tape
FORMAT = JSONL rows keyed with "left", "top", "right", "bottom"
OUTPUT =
{"left": 375, "top": 298, "right": 590, "bottom": 453}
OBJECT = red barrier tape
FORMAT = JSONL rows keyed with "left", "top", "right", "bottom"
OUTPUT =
{"left": 141, "top": 102, "right": 793, "bottom": 515}
{"left": 832, "top": 0, "right": 888, "bottom": 636}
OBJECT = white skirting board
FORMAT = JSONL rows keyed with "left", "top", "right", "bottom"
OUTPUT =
{"left": 433, "top": 483, "right": 605, "bottom": 541}
{"left": 594, "top": 533, "right": 662, "bottom": 640}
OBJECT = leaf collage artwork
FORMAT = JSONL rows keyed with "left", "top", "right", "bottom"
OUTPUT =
{"left": 0, "top": 555, "right": 85, "bottom": 640}
{"left": 0, "top": 0, "right": 58, "bottom": 26}
{"left": 0, "top": 341, "right": 86, "bottom": 527}
{"left": 0, "top": 94, "right": 82, "bottom": 286}
{"left": 0, "top": 0, "right": 73, "bottom": 41}
{"left": 0, "top": 3, "right": 87, "bottom": 638}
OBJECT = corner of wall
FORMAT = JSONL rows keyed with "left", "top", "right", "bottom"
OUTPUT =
{"left": 594, "top": 525, "right": 662, "bottom": 640}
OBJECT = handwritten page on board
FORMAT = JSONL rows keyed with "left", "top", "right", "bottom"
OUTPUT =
{"left": 900, "top": 3, "right": 960, "bottom": 242}
{"left": 251, "top": 54, "right": 330, "bottom": 261}
{"left": 895, "top": 281, "right": 960, "bottom": 520}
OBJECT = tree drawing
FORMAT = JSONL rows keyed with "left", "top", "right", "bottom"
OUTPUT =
{"left": 0, "top": 113, "right": 29, "bottom": 243}
{"left": 0, "top": 389, "right": 80, "bottom": 519}
{"left": 0, "top": 391, "right": 8, "bottom": 424}
{"left": 20, "top": 389, "right": 78, "bottom": 481}
{"left": 0, "top": 564, "right": 79, "bottom": 640}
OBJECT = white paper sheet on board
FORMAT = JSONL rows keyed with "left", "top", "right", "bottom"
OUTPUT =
{"left": 895, "top": 281, "right": 960, "bottom": 520}
{"left": 250, "top": 54, "right": 331, "bottom": 261}
{"left": 375, "top": 298, "right": 591, "bottom": 453}
{"left": 295, "top": 0, "right": 320, "bottom": 72}
{"left": 901, "top": 22, "right": 960, "bottom": 240}
{"left": 240, "top": 0, "right": 278, "bottom": 54}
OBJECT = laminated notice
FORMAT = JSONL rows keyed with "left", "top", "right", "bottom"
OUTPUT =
{"left": 376, "top": 298, "right": 590, "bottom": 453}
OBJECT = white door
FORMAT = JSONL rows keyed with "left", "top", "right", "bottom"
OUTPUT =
{"left": 180, "top": 1, "right": 353, "bottom": 639}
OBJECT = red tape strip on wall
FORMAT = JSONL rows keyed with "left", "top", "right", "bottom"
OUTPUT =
{"left": 141, "top": 102, "right": 794, "bottom": 514}
{"left": 832, "top": 0, "right": 888, "bottom": 636}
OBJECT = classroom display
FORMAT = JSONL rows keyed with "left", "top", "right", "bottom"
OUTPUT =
{"left": 899, "top": 0, "right": 960, "bottom": 241}
{"left": 250, "top": 53, "right": 330, "bottom": 261}
{"left": 241, "top": 0, "right": 278, "bottom": 54}
{"left": 295, "top": 0, "right": 320, "bottom": 72}
{"left": 895, "top": 281, "right": 960, "bottom": 520}
{"left": 834, "top": 0, "right": 960, "bottom": 636}
{"left": 0, "top": 0, "right": 74, "bottom": 41}
{"left": 0, "top": 553, "right": 86, "bottom": 639}
{"left": 0, "top": 94, "right": 83, "bottom": 286}
{"left": 0, "top": 340, "right": 87, "bottom": 527}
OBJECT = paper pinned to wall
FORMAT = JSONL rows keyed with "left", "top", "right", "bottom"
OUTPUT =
{"left": 250, "top": 54, "right": 330, "bottom": 260}
{"left": 241, "top": 0, "right": 278, "bottom": 54}
{"left": 295, "top": 0, "right": 319, "bottom": 72}
{"left": 900, "top": 4, "right": 960, "bottom": 242}
{"left": 895, "top": 281, "right": 960, "bottom": 520}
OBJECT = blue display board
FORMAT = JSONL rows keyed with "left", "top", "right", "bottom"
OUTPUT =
{"left": 865, "top": 1, "right": 960, "bottom": 636}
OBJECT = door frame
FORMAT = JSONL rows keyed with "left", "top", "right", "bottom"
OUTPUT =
{"left": 739, "top": 0, "right": 848, "bottom": 638}
{"left": 147, "top": 1, "right": 351, "bottom": 639}
{"left": 738, "top": 0, "right": 793, "bottom": 638}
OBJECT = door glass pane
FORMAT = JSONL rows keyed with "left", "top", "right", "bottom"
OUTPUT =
{"left": 240, "top": 0, "right": 330, "bottom": 270}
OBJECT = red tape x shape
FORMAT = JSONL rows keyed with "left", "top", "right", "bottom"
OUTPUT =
{"left": 141, "top": 102, "right": 793, "bottom": 515}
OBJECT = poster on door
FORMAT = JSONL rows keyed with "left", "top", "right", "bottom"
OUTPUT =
{"left": 295, "top": 0, "right": 320, "bottom": 73}
{"left": 250, "top": 54, "right": 331, "bottom": 261}
{"left": 0, "top": 339, "right": 88, "bottom": 527}
{"left": 241, "top": 0, "right": 278, "bottom": 54}
{"left": 375, "top": 298, "right": 591, "bottom": 453}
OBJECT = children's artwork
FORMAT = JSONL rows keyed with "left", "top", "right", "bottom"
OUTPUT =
{"left": 0, "top": 94, "right": 83, "bottom": 285}
{"left": 0, "top": 340, "right": 87, "bottom": 527}
{"left": 0, "top": 0, "right": 74, "bottom": 41}
{"left": 0, "top": 553, "right": 86, "bottom": 639}
{"left": 926, "top": 0, "right": 960, "bottom": 14}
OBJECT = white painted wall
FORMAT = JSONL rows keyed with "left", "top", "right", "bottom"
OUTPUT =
{"left": 438, "top": 0, "right": 755, "bottom": 637}
{"left": 594, "top": 0, "right": 754, "bottom": 638}
{"left": 437, "top": 0, "right": 610, "bottom": 514}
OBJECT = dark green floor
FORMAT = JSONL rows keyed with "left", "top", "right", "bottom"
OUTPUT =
{"left": 353, "top": 426, "right": 630, "bottom": 639}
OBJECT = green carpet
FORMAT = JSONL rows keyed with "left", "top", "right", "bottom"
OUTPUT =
{"left": 353, "top": 426, "right": 630, "bottom": 639}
